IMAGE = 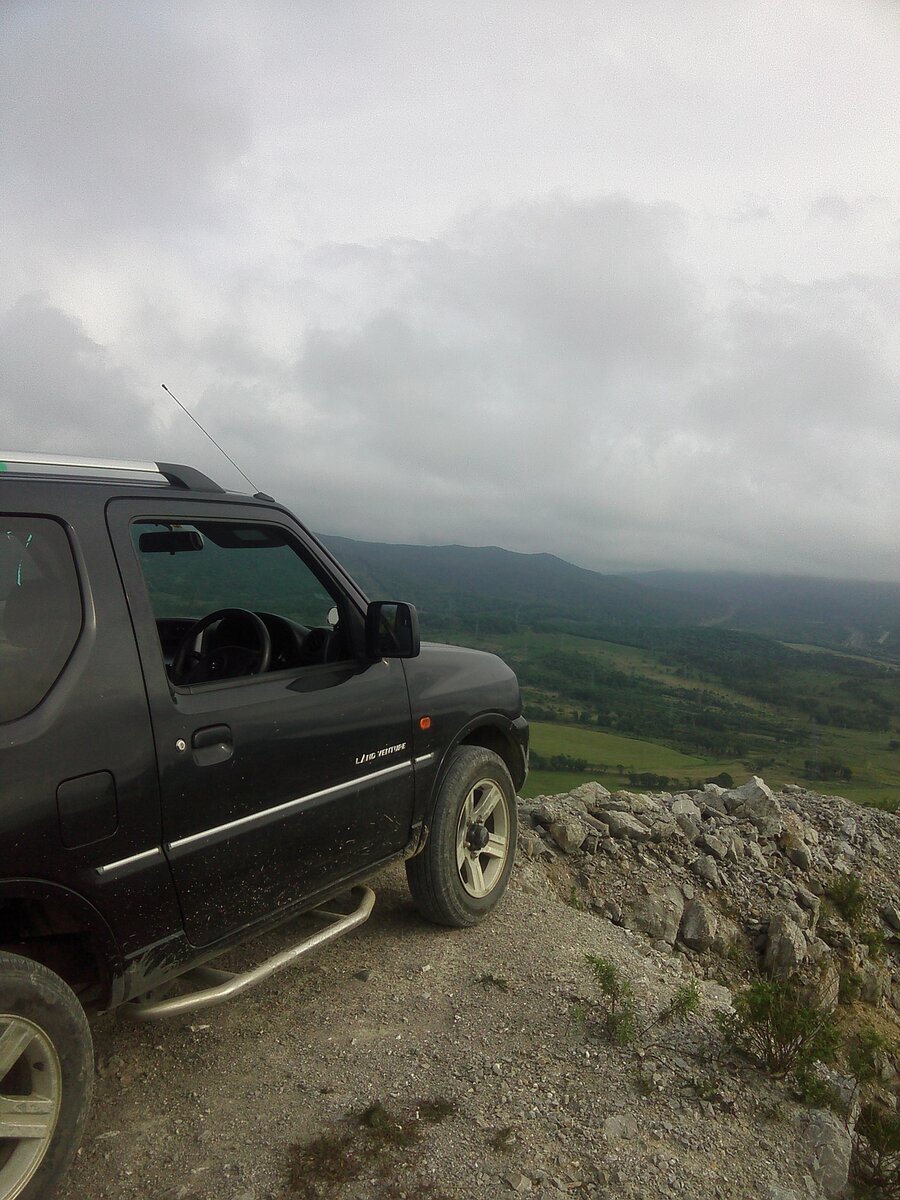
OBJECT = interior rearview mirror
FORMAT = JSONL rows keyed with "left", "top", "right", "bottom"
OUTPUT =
{"left": 365, "top": 601, "right": 420, "bottom": 660}
{"left": 139, "top": 530, "right": 203, "bottom": 554}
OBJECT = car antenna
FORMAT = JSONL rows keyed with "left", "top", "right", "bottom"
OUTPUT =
{"left": 161, "top": 383, "right": 274, "bottom": 500}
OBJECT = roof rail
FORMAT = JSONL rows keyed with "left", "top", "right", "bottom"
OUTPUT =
{"left": 0, "top": 452, "right": 225, "bottom": 494}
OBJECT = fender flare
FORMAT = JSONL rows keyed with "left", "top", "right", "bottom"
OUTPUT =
{"left": 0, "top": 878, "right": 124, "bottom": 1007}
{"left": 424, "top": 712, "right": 527, "bottom": 819}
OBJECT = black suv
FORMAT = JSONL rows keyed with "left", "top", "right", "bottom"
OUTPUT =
{"left": 0, "top": 452, "right": 527, "bottom": 1200}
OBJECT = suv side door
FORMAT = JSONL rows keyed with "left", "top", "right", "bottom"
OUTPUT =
{"left": 107, "top": 498, "right": 417, "bottom": 947}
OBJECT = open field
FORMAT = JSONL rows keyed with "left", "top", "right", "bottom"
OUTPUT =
{"left": 522, "top": 720, "right": 744, "bottom": 800}
{"left": 521, "top": 719, "right": 899, "bottom": 810}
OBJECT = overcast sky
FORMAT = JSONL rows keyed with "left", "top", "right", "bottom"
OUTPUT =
{"left": 1, "top": 1, "right": 898, "bottom": 581}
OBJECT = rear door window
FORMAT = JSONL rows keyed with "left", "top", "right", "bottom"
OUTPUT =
{"left": 0, "top": 517, "right": 83, "bottom": 722}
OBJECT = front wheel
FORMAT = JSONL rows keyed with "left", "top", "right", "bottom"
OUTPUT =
{"left": 0, "top": 952, "right": 93, "bottom": 1200}
{"left": 406, "top": 746, "right": 518, "bottom": 928}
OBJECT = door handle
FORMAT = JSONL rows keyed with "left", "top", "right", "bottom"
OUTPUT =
{"left": 191, "top": 724, "right": 233, "bottom": 766}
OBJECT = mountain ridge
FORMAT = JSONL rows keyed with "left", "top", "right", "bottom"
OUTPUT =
{"left": 320, "top": 534, "right": 900, "bottom": 660}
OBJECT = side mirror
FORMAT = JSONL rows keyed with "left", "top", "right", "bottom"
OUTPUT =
{"left": 365, "top": 601, "right": 420, "bottom": 660}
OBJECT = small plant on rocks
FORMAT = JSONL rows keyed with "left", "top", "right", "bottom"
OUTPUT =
{"left": 861, "top": 928, "right": 888, "bottom": 963}
{"left": 585, "top": 954, "right": 637, "bottom": 1046}
{"left": 846, "top": 1027, "right": 900, "bottom": 1196}
{"left": 824, "top": 872, "right": 867, "bottom": 927}
{"left": 854, "top": 1104, "right": 900, "bottom": 1196}
{"left": 793, "top": 1067, "right": 841, "bottom": 1111}
{"left": 289, "top": 1097, "right": 457, "bottom": 1199}
{"left": 583, "top": 957, "right": 700, "bottom": 1053}
{"left": 838, "top": 969, "right": 863, "bottom": 1007}
{"left": 638, "top": 982, "right": 700, "bottom": 1047}
{"left": 718, "top": 979, "right": 839, "bottom": 1079}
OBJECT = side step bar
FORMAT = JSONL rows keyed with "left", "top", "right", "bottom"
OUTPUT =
{"left": 125, "top": 886, "right": 376, "bottom": 1021}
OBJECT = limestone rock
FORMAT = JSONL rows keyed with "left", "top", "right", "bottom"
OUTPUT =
{"left": 671, "top": 796, "right": 701, "bottom": 819}
{"left": 782, "top": 833, "right": 812, "bottom": 871}
{"left": 548, "top": 819, "right": 587, "bottom": 855}
{"left": 649, "top": 816, "right": 679, "bottom": 842}
{"left": 532, "top": 803, "right": 559, "bottom": 829}
{"left": 626, "top": 885, "right": 684, "bottom": 946}
{"left": 518, "top": 830, "right": 543, "bottom": 860}
{"left": 795, "top": 886, "right": 821, "bottom": 918}
{"left": 728, "top": 777, "right": 783, "bottom": 838}
{"left": 764, "top": 912, "right": 807, "bottom": 980}
{"left": 675, "top": 813, "right": 701, "bottom": 842}
{"left": 605, "top": 810, "right": 653, "bottom": 841}
{"left": 569, "top": 780, "right": 612, "bottom": 804}
{"left": 799, "top": 1109, "right": 852, "bottom": 1198}
{"left": 746, "top": 840, "right": 768, "bottom": 868}
{"left": 679, "top": 898, "right": 719, "bottom": 951}
{"left": 700, "top": 833, "right": 727, "bottom": 861}
{"left": 602, "top": 1113, "right": 638, "bottom": 1140}
{"left": 690, "top": 854, "right": 720, "bottom": 887}
{"left": 611, "top": 791, "right": 662, "bottom": 816}
{"left": 860, "top": 961, "right": 888, "bottom": 1006}
{"left": 504, "top": 1171, "right": 533, "bottom": 1193}
{"left": 701, "top": 792, "right": 728, "bottom": 817}
{"left": 724, "top": 833, "right": 745, "bottom": 863}
{"left": 804, "top": 939, "right": 840, "bottom": 1012}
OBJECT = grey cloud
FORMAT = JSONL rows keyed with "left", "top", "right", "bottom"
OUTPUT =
{"left": 0, "top": 3, "right": 250, "bottom": 237}
{"left": 0, "top": 295, "right": 159, "bottom": 455}
{"left": 3, "top": 191, "right": 897, "bottom": 581}
{"left": 197, "top": 197, "right": 895, "bottom": 581}
{"left": 728, "top": 198, "right": 773, "bottom": 223}
{"left": 808, "top": 195, "right": 864, "bottom": 223}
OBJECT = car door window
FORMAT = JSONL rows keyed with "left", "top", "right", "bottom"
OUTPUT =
{"left": 131, "top": 519, "right": 350, "bottom": 685}
{"left": 0, "top": 517, "right": 82, "bottom": 722}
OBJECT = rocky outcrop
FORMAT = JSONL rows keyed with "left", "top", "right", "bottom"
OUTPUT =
{"left": 519, "top": 775, "right": 900, "bottom": 1070}
{"left": 516, "top": 774, "right": 900, "bottom": 1198}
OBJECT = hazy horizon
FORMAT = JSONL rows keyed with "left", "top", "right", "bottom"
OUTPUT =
{"left": 321, "top": 530, "right": 900, "bottom": 589}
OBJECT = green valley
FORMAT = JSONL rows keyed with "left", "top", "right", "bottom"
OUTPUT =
{"left": 321, "top": 536, "right": 900, "bottom": 811}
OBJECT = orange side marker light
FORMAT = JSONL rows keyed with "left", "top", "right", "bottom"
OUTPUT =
{"left": 419, "top": 716, "right": 432, "bottom": 731}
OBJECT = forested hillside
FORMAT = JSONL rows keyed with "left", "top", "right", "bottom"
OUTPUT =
{"left": 322, "top": 535, "right": 900, "bottom": 808}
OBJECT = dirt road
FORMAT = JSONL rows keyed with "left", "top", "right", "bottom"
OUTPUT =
{"left": 60, "top": 858, "right": 816, "bottom": 1200}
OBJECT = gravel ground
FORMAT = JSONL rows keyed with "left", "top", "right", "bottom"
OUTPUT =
{"left": 60, "top": 856, "right": 823, "bottom": 1200}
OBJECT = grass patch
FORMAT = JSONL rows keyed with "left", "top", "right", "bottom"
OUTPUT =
{"left": 522, "top": 721, "right": 742, "bottom": 798}
{"left": 474, "top": 972, "right": 510, "bottom": 993}
{"left": 489, "top": 1126, "right": 517, "bottom": 1153}
{"left": 288, "top": 1097, "right": 457, "bottom": 1199}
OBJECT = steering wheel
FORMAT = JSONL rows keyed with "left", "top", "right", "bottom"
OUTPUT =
{"left": 171, "top": 608, "right": 272, "bottom": 684}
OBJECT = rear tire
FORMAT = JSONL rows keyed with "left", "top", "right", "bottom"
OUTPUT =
{"left": 406, "top": 746, "right": 517, "bottom": 928}
{"left": 0, "top": 952, "right": 93, "bottom": 1200}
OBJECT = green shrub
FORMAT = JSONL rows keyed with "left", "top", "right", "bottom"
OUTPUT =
{"left": 794, "top": 1067, "right": 840, "bottom": 1111}
{"left": 719, "top": 979, "right": 839, "bottom": 1078}
{"left": 847, "top": 1027, "right": 898, "bottom": 1090}
{"left": 838, "top": 970, "right": 863, "bottom": 1006}
{"left": 585, "top": 954, "right": 637, "bottom": 1046}
{"left": 583, "top": 958, "right": 700, "bottom": 1051}
{"left": 825, "top": 873, "right": 867, "bottom": 926}
{"left": 854, "top": 1103, "right": 900, "bottom": 1194}
{"left": 861, "top": 928, "right": 888, "bottom": 963}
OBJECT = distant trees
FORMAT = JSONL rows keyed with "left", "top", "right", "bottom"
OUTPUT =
{"left": 529, "top": 751, "right": 589, "bottom": 773}
{"left": 803, "top": 758, "right": 853, "bottom": 782}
